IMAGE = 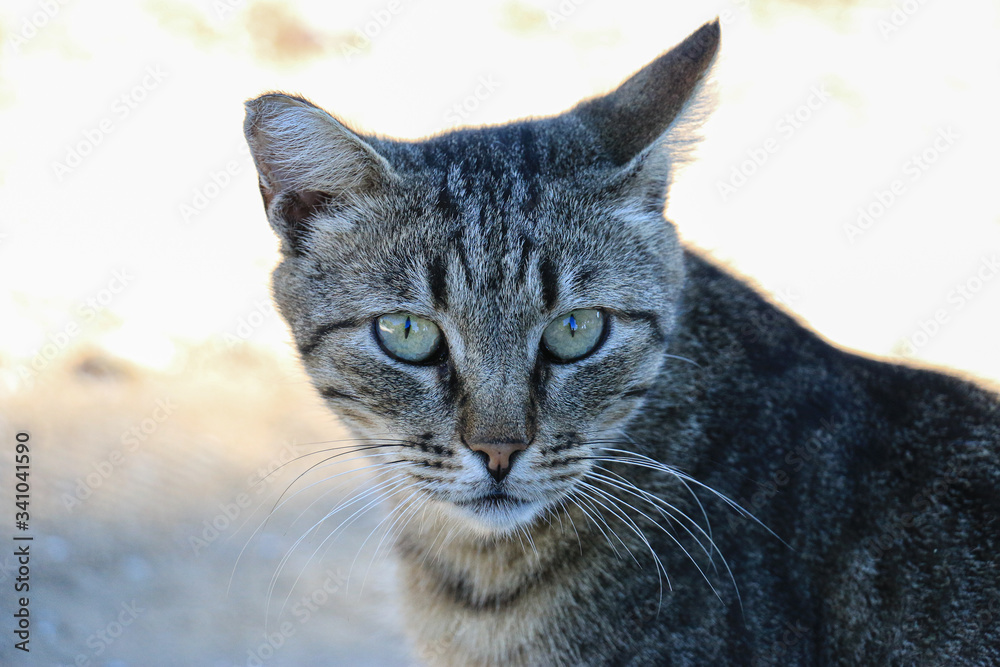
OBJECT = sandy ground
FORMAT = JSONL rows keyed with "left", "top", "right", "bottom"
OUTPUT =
{"left": 0, "top": 344, "right": 413, "bottom": 666}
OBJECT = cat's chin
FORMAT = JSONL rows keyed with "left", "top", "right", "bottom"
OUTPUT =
{"left": 445, "top": 493, "right": 547, "bottom": 535}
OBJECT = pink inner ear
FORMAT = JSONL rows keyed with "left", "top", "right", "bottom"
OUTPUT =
{"left": 282, "top": 190, "right": 331, "bottom": 227}
{"left": 267, "top": 189, "right": 334, "bottom": 256}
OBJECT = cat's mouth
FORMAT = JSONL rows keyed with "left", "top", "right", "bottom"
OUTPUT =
{"left": 450, "top": 491, "right": 546, "bottom": 530}
{"left": 454, "top": 491, "right": 527, "bottom": 510}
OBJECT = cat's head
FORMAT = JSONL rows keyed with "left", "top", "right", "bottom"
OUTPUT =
{"left": 244, "top": 22, "right": 719, "bottom": 535}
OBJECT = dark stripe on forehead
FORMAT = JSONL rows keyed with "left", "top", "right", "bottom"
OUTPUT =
{"left": 436, "top": 173, "right": 461, "bottom": 221}
{"left": 518, "top": 125, "right": 541, "bottom": 213}
{"left": 378, "top": 263, "right": 418, "bottom": 302}
{"left": 515, "top": 235, "right": 534, "bottom": 287}
{"left": 427, "top": 253, "right": 448, "bottom": 309}
{"left": 421, "top": 142, "right": 452, "bottom": 171}
{"left": 482, "top": 202, "right": 506, "bottom": 292}
{"left": 540, "top": 256, "right": 560, "bottom": 312}
{"left": 450, "top": 225, "right": 474, "bottom": 287}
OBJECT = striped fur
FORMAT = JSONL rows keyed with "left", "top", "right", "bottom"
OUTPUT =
{"left": 245, "top": 21, "right": 1000, "bottom": 666}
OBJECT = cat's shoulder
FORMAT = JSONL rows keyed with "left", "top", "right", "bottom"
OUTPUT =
{"left": 678, "top": 247, "right": 1000, "bottom": 467}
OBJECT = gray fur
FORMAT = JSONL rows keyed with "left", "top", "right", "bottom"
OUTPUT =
{"left": 244, "top": 20, "right": 1000, "bottom": 666}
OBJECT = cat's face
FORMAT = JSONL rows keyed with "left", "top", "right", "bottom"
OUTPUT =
{"left": 245, "top": 23, "right": 719, "bottom": 534}
{"left": 270, "top": 140, "right": 683, "bottom": 533}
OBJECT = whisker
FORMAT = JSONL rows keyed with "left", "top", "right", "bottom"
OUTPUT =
{"left": 521, "top": 523, "right": 539, "bottom": 561}
{"left": 304, "top": 478, "right": 425, "bottom": 602}
{"left": 233, "top": 452, "right": 406, "bottom": 542}
{"left": 354, "top": 488, "right": 426, "bottom": 592}
{"left": 582, "top": 477, "right": 733, "bottom": 605}
{"left": 375, "top": 491, "right": 430, "bottom": 567}
{"left": 564, "top": 492, "right": 620, "bottom": 559}
{"left": 588, "top": 467, "right": 716, "bottom": 563}
{"left": 560, "top": 498, "right": 584, "bottom": 556}
{"left": 663, "top": 353, "right": 701, "bottom": 368}
{"left": 254, "top": 436, "right": 413, "bottom": 485}
{"left": 229, "top": 457, "right": 409, "bottom": 597}
{"left": 269, "top": 443, "right": 409, "bottom": 515}
{"left": 586, "top": 466, "right": 741, "bottom": 605}
{"left": 576, "top": 481, "right": 669, "bottom": 600}
{"left": 589, "top": 448, "right": 786, "bottom": 546}
{"left": 266, "top": 473, "right": 412, "bottom": 627}
{"left": 611, "top": 432, "right": 717, "bottom": 558}
{"left": 574, "top": 491, "right": 637, "bottom": 565}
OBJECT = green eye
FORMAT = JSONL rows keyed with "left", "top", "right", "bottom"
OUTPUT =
{"left": 541, "top": 309, "right": 607, "bottom": 362}
{"left": 375, "top": 313, "right": 444, "bottom": 364}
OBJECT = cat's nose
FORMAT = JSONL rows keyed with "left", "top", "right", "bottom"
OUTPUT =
{"left": 468, "top": 441, "right": 528, "bottom": 483}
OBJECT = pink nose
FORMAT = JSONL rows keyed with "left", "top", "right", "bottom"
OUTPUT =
{"left": 468, "top": 441, "right": 528, "bottom": 482}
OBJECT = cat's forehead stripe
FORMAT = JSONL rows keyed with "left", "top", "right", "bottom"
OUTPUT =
{"left": 398, "top": 124, "right": 560, "bottom": 314}
{"left": 427, "top": 252, "right": 449, "bottom": 310}
{"left": 420, "top": 123, "right": 545, "bottom": 218}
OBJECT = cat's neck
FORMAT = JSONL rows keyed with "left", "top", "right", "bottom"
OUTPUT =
{"left": 391, "top": 498, "right": 625, "bottom": 665}
{"left": 392, "top": 498, "right": 598, "bottom": 605}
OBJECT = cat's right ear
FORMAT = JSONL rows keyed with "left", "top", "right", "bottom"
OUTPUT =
{"left": 243, "top": 93, "right": 394, "bottom": 255}
{"left": 572, "top": 20, "right": 720, "bottom": 213}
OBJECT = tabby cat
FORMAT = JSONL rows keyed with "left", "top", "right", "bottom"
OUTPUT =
{"left": 243, "top": 20, "right": 1000, "bottom": 666}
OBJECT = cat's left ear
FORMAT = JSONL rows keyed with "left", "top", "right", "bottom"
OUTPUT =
{"left": 574, "top": 20, "right": 720, "bottom": 211}
{"left": 243, "top": 93, "right": 395, "bottom": 254}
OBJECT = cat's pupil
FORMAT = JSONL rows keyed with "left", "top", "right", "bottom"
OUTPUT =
{"left": 568, "top": 314, "right": 577, "bottom": 337}
{"left": 404, "top": 316, "right": 411, "bottom": 339}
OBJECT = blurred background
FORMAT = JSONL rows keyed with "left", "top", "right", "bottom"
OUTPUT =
{"left": 0, "top": 0, "right": 998, "bottom": 664}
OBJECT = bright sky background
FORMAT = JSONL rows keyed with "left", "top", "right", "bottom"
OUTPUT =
{"left": 1, "top": 0, "right": 998, "bottom": 388}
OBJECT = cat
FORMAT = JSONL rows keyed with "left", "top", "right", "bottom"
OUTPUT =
{"left": 243, "top": 20, "right": 1000, "bottom": 666}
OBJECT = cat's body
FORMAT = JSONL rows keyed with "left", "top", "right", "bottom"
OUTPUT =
{"left": 244, "top": 21, "right": 1000, "bottom": 666}
{"left": 395, "top": 250, "right": 1000, "bottom": 666}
